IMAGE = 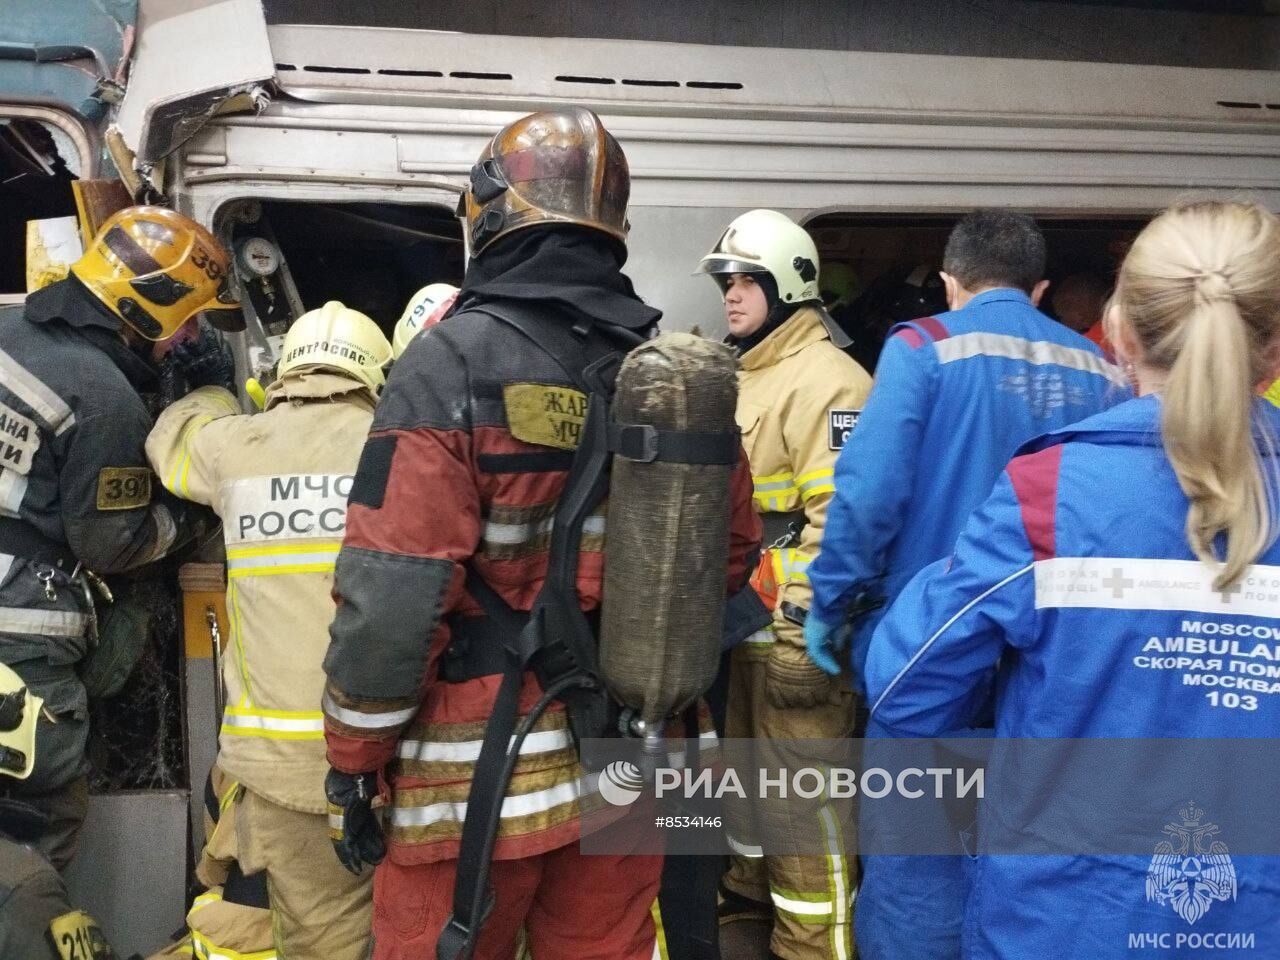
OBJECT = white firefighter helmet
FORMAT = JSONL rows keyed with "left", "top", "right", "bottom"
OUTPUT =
{"left": 0, "top": 663, "right": 42, "bottom": 780}
{"left": 278, "top": 301, "right": 393, "bottom": 393}
{"left": 697, "top": 209, "right": 822, "bottom": 305}
{"left": 392, "top": 283, "right": 459, "bottom": 359}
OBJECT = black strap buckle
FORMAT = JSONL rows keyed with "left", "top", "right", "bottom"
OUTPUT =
{"left": 610, "top": 423, "right": 659, "bottom": 462}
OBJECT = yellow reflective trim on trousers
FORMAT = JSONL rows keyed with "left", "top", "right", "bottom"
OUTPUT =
{"left": 650, "top": 899, "right": 669, "bottom": 960}
{"left": 768, "top": 885, "right": 837, "bottom": 923}
{"left": 191, "top": 929, "right": 277, "bottom": 960}
{"left": 191, "top": 891, "right": 222, "bottom": 912}
{"left": 821, "top": 805, "right": 854, "bottom": 960}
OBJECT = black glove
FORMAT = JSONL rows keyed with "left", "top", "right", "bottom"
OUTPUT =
{"left": 325, "top": 768, "right": 385, "bottom": 874}
{"left": 168, "top": 319, "right": 236, "bottom": 392}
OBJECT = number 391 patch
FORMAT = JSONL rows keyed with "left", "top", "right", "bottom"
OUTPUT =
{"left": 828, "top": 409, "right": 860, "bottom": 450}
{"left": 96, "top": 467, "right": 152, "bottom": 511}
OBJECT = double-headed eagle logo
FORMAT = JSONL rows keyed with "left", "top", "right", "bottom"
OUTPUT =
{"left": 1145, "top": 803, "right": 1238, "bottom": 925}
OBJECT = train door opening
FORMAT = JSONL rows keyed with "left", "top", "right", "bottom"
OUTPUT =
{"left": 804, "top": 213, "right": 1146, "bottom": 371}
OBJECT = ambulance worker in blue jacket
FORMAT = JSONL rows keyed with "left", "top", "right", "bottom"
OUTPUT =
{"left": 806, "top": 209, "right": 1122, "bottom": 959}
{"left": 866, "top": 199, "right": 1280, "bottom": 958}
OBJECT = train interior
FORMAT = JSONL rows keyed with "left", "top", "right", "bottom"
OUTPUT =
{"left": 806, "top": 213, "right": 1146, "bottom": 370}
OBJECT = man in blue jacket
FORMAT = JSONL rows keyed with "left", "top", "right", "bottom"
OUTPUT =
{"left": 804, "top": 209, "right": 1123, "bottom": 959}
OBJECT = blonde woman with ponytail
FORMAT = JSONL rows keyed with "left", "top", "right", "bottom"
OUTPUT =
{"left": 859, "top": 201, "right": 1280, "bottom": 959}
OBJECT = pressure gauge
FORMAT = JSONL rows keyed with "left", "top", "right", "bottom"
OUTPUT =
{"left": 237, "top": 237, "right": 281, "bottom": 277}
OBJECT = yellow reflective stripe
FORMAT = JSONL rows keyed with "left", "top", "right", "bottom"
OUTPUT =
{"left": 228, "top": 562, "right": 337, "bottom": 579}
{"left": 191, "top": 928, "right": 277, "bottom": 960}
{"left": 769, "top": 885, "right": 836, "bottom": 921}
{"left": 191, "top": 890, "right": 222, "bottom": 912}
{"left": 226, "top": 541, "right": 341, "bottom": 579}
{"left": 226, "top": 580, "right": 254, "bottom": 706}
{"left": 796, "top": 468, "right": 833, "bottom": 487}
{"left": 225, "top": 541, "right": 342, "bottom": 558}
{"left": 217, "top": 779, "right": 241, "bottom": 814}
{"left": 223, "top": 706, "right": 325, "bottom": 741}
{"left": 821, "top": 805, "right": 854, "bottom": 958}
{"left": 650, "top": 900, "right": 669, "bottom": 960}
{"left": 797, "top": 467, "right": 836, "bottom": 502}
{"left": 165, "top": 414, "right": 216, "bottom": 498}
{"left": 776, "top": 547, "right": 811, "bottom": 583}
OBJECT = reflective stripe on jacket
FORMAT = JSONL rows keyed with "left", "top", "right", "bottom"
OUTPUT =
{"left": 147, "top": 373, "right": 376, "bottom": 813}
{"left": 808, "top": 288, "right": 1124, "bottom": 688}
{"left": 322, "top": 310, "right": 760, "bottom": 864}
{"left": 866, "top": 396, "right": 1280, "bottom": 958}
{"left": 737, "top": 305, "right": 872, "bottom": 656}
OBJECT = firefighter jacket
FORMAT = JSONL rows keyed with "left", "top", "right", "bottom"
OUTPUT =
{"left": 807, "top": 288, "right": 1124, "bottom": 689}
{"left": 736, "top": 305, "right": 871, "bottom": 658}
{"left": 322, "top": 308, "right": 760, "bottom": 865}
{"left": 0, "top": 281, "right": 183, "bottom": 664}
{"left": 146, "top": 372, "right": 377, "bottom": 813}
{"left": 865, "top": 395, "right": 1280, "bottom": 958}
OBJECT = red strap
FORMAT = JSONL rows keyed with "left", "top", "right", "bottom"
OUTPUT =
{"left": 1006, "top": 446, "right": 1062, "bottom": 562}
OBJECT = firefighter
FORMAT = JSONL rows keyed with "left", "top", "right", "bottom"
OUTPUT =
{"left": 145, "top": 301, "right": 391, "bottom": 960}
{"left": 146, "top": 766, "right": 276, "bottom": 960}
{"left": 697, "top": 209, "right": 871, "bottom": 960}
{"left": 391, "top": 283, "right": 459, "bottom": 360}
{"left": 321, "top": 107, "right": 760, "bottom": 960}
{"left": 0, "top": 663, "right": 120, "bottom": 959}
{"left": 0, "top": 206, "right": 236, "bottom": 869}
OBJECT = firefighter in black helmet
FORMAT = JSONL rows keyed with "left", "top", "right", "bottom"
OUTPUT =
{"left": 321, "top": 107, "right": 761, "bottom": 960}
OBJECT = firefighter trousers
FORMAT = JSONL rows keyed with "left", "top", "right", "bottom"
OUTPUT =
{"left": 234, "top": 788, "right": 372, "bottom": 960}
{"left": 720, "top": 643, "right": 857, "bottom": 960}
{"left": 370, "top": 841, "right": 663, "bottom": 960}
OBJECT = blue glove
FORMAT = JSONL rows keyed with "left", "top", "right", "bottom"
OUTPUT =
{"left": 804, "top": 612, "right": 845, "bottom": 676}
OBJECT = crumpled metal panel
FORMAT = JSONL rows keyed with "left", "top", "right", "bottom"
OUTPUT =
{"left": 114, "top": 0, "right": 274, "bottom": 166}
{"left": 0, "top": 0, "right": 137, "bottom": 126}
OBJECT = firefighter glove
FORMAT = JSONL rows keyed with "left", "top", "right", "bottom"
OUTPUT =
{"left": 765, "top": 643, "right": 834, "bottom": 709}
{"left": 804, "top": 612, "right": 845, "bottom": 676}
{"left": 169, "top": 320, "right": 236, "bottom": 392}
{"left": 326, "top": 768, "right": 385, "bottom": 874}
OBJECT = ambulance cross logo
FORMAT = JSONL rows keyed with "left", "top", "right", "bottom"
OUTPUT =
{"left": 1145, "top": 803, "right": 1237, "bottom": 925}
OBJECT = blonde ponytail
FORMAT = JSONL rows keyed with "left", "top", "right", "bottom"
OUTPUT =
{"left": 1114, "top": 202, "right": 1280, "bottom": 590}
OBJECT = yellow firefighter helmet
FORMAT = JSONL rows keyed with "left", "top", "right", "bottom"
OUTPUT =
{"left": 70, "top": 205, "right": 237, "bottom": 341}
{"left": 392, "top": 283, "right": 459, "bottom": 359}
{"left": 458, "top": 107, "right": 631, "bottom": 256}
{"left": 697, "top": 209, "right": 822, "bottom": 306}
{"left": 278, "top": 301, "right": 393, "bottom": 394}
{"left": 0, "top": 663, "right": 42, "bottom": 781}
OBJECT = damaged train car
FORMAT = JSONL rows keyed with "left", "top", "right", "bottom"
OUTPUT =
{"left": 3, "top": 0, "right": 1280, "bottom": 953}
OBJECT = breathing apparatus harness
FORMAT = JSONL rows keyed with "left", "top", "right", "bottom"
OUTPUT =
{"left": 434, "top": 304, "right": 740, "bottom": 960}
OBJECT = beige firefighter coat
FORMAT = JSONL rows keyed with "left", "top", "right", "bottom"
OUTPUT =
{"left": 735, "top": 305, "right": 873, "bottom": 656}
{"left": 146, "top": 372, "right": 377, "bottom": 813}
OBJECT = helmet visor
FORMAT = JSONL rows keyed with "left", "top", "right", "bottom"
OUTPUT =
{"left": 696, "top": 257, "right": 769, "bottom": 277}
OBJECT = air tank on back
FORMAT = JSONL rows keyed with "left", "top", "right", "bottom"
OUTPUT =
{"left": 599, "top": 331, "right": 739, "bottom": 754}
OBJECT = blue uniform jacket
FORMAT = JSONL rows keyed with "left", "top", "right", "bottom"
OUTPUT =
{"left": 808, "top": 288, "right": 1122, "bottom": 687}
{"left": 867, "top": 395, "right": 1280, "bottom": 959}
